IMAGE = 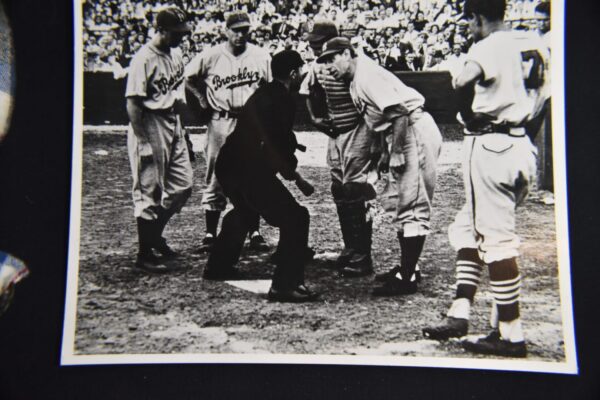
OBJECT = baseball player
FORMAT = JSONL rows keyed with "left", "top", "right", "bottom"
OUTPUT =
{"left": 300, "top": 21, "right": 376, "bottom": 278}
{"left": 125, "top": 7, "right": 194, "bottom": 273}
{"left": 317, "top": 36, "right": 442, "bottom": 295}
{"left": 422, "top": 0, "right": 550, "bottom": 358}
{"left": 185, "top": 11, "right": 272, "bottom": 253}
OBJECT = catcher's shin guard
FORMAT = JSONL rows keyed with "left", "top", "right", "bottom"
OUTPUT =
{"left": 335, "top": 203, "right": 355, "bottom": 268}
{"left": 340, "top": 201, "right": 373, "bottom": 277}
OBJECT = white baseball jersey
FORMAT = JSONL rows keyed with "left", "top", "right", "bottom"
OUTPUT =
{"left": 184, "top": 43, "right": 271, "bottom": 113}
{"left": 463, "top": 30, "right": 550, "bottom": 126}
{"left": 349, "top": 55, "right": 425, "bottom": 132}
{"left": 125, "top": 43, "right": 186, "bottom": 110}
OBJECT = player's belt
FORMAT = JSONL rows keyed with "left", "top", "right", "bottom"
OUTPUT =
{"left": 212, "top": 110, "right": 239, "bottom": 120}
{"left": 467, "top": 123, "right": 526, "bottom": 137}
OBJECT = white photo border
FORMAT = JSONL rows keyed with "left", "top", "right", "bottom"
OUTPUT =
{"left": 61, "top": 0, "right": 577, "bottom": 374}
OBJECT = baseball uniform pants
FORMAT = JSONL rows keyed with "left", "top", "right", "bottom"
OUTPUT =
{"left": 127, "top": 112, "right": 193, "bottom": 220}
{"left": 379, "top": 110, "right": 442, "bottom": 237}
{"left": 448, "top": 133, "right": 537, "bottom": 264}
{"left": 201, "top": 117, "right": 237, "bottom": 212}
{"left": 328, "top": 120, "right": 376, "bottom": 203}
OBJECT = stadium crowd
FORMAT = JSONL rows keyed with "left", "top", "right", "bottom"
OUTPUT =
{"left": 83, "top": 0, "right": 550, "bottom": 77}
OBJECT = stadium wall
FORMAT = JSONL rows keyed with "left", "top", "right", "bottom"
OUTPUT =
{"left": 83, "top": 71, "right": 458, "bottom": 126}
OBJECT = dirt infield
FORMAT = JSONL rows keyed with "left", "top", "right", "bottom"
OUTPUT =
{"left": 73, "top": 128, "right": 565, "bottom": 362}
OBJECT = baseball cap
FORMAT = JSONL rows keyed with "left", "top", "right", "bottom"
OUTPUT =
{"left": 226, "top": 12, "right": 251, "bottom": 29}
{"left": 316, "top": 36, "right": 352, "bottom": 64}
{"left": 306, "top": 20, "right": 338, "bottom": 45}
{"left": 271, "top": 50, "right": 305, "bottom": 79}
{"left": 156, "top": 7, "right": 192, "bottom": 32}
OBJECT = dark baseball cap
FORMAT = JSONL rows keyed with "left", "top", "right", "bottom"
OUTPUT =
{"left": 316, "top": 36, "right": 352, "bottom": 63}
{"left": 156, "top": 7, "right": 192, "bottom": 32}
{"left": 306, "top": 20, "right": 338, "bottom": 45}
{"left": 226, "top": 12, "right": 251, "bottom": 29}
{"left": 271, "top": 50, "right": 305, "bottom": 79}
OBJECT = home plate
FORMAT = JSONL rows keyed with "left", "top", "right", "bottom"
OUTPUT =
{"left": 225, "top": 280, "right": 272, "bottom": 294}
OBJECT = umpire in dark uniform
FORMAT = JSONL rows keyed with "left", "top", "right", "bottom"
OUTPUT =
{"left": 203, "top": 50, "right": 318, "bottom": 303}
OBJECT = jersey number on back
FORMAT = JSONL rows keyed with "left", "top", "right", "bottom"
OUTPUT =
{"left": 520, "top": 50, "right": 545, "bottom": 89}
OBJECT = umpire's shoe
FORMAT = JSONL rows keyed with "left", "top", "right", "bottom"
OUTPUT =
{"left": 422, "top": 317, "right": 469, "bottom": 340}
{"left": 462, "top": 330, "right": 527, "bottom": 358}
{"left": 267, "top": 284, "right": 319, "bottom": 303}
{"left": 372, "top": 276, "right": 417, "bottom": 296}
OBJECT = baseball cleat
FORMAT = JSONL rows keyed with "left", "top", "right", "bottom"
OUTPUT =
{"left": 248, "top": 233, "right": 270, "bottom": 252}
{"left": 153, "top": 237, "right": 178, "bottom": 260}
{"left": 462, "top": 330, "right": 527, "bottom": 358}
{"left": 202, "top": 267, "right": 243, "bottom": 281}
{"left": 135, "top": 252, "right": 176, "bottom": 274}
{"left": 422, "top": 317, "right": 469, "bottom": 340}
{"left": 371, "top": 276, "right": 417, "bottom": 296}
{"left": 375, "top": 265, "right": 422, "bottom": 283}
{"left": 197, "top": 235, "right": 215, "bottom": 253}
{"left": 267, "top": 284, "right": 319, "bottom": 303}
{"left": 340, "top": 254, "right": 373, "bottom": 277}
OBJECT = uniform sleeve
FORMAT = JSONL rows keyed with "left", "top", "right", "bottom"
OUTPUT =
{"left": 357, "top": 68, "right": 410, "bottom": 115}
{"left": 125, "top": 53, "right": 149, "bottom": 98}
{"left": 464, "top": 40, "right": 499, "bottom": 83}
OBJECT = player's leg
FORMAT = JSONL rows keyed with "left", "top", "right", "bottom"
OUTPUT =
{"left": 199, "top": 119, "right": 234, "bottom": 252}
{"left": 156, "top": 117, "right": 194, "bottom": 258}
{"left": 328, "top": 136, "right": 354, "bottom": 269}
{"left": 373, "top": 113, "right": 442, "bottom": 295}
{"left": 423, "top": 136, "right": 482, "bottom": 338}
{"left": 127, "top": 124, "right": 172, "bottom": 273}
{"left": 461, "top": 135, "right": 535, "bottom": 357}
{"left": 203, "top": 187, "right": 253, "bottom": 280}
{"left": 242, "top": 173, "right": 316, "bottom": 302}
{"left": 336, "top": 123, "right": 377, "bottom": 277}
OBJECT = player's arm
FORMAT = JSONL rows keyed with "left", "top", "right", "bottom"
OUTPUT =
{"left": 388, "top": 114, "right": 410, "bottom": 173}
{"left": 454, "top": 61, "right": 486, "bottom": 129}
{"left": 126, "top": 96, "right": 146, "bottom": 141}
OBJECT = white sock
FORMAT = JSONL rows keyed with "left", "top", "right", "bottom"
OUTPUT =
{"left": 490, "top": 301, "right": 499, "bottom": 330}
{"left": 447, "top": 298, "right": 470, "bottom": 320}
{"left": 499, "top": 318, "right": 525, "bottom": 343}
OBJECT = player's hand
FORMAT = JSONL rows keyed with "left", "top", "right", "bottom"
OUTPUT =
{"left": 390, "top": 152, "right": 406, "bottom": 174}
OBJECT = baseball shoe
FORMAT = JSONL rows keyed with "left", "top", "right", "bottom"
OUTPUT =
{"left": 197, "top": 235, "right": 215, "bottom": 253}
{"left": 0, "top": 254, "right": 30, "bottom": 315}
{"left": 267, "top": 284, "right": 319, "bottom": 303}
{"left": 340, "top": 254, "right": 373, "bottom": 277}
{"left": 374, "top": 265, "right": 421, "bottom": 283}
{"left": 135, "top": 252, "right": 176, "bottom": 274}
{"left": 202, "top": 266, "right": 243, "bottom": 281}
{"left": 334, "top": 248, "right": 354, "bottom": 270}
{"left": 248, "top": 233, "right": 270, "bottom": 252}
{"left": 153, "top": 237, "right": 178, "bottom": 260}
{"left": 372, "top": 276, "right": 417, "bottom": 296}
{"left": 422, "top": 317, "right": 469, "bottom": 340}
{"left": 462, "top": 330, "right": 527, "bottom": 358}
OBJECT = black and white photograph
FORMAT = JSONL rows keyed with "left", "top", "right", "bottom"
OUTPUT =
{"left": 61, "top": 0, "right": 576, "bottom": 373}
